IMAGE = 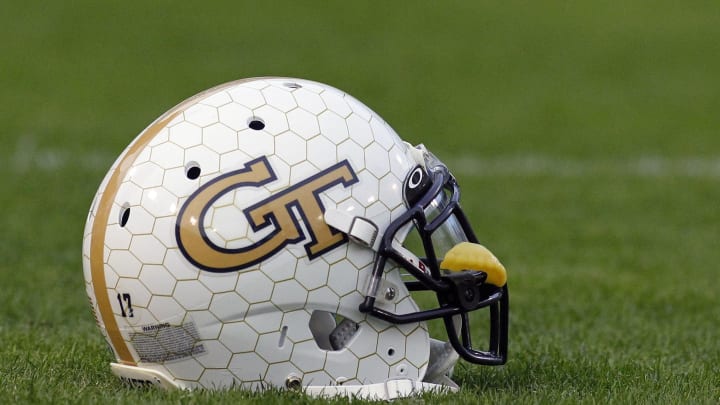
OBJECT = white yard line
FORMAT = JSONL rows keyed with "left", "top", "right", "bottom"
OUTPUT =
{"left": 451, "top": 154, "right": 720, "bottom": 178}
{"left": 7, "top": 135, "right": 114, "bottom": 173}
{"left": 6, "top": 135, "right": 720, "bottom": 178}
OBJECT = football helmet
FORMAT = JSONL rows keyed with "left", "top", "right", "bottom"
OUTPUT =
{"left": 82, "top": 77, "right": 508, "bottom": 399}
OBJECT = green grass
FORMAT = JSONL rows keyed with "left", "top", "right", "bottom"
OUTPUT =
{"left": 2, "top": 1, "right": 720, "bottom": 403}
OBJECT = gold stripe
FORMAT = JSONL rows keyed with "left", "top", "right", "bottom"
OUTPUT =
{"left": 90, "top": 112, "right": 180, "bottom": 365}
{"left": 89, "top": 77, "right": 274, "bottom": 365}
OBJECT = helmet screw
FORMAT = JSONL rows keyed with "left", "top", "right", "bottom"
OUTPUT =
{"left": 464, "top": 287, "right": 475, "bottom": 301}
{"left": 285, "top": 374, "right": 302, "bottom": 390}
{"left": 384, "top": 287, "right": 396, "bottom": 301}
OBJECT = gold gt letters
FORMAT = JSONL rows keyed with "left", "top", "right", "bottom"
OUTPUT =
{"left": 175, "top": 156, "right": 358, "bottom": 272}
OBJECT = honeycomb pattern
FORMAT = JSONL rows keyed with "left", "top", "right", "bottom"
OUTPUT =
{"left": 82, "top": 78, "right": 431, "bottom": 390}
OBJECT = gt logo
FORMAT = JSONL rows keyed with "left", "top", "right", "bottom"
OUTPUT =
{"left": 176, "top": 156, "right": 358, "bottom": 273}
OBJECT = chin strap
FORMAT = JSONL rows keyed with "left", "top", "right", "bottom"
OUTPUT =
{"left": 303, "top": 378, "right": 458, "bottom": 400}
{"left": 305, "top": 338, "right": 460, "bottom": 400}
{"left": 113, "top": 357, "right": 460, "bottom": 400}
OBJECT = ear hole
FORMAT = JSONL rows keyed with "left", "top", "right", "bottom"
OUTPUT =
{"left": 248, "top": 117, "right": 265, "bottom": 130}
{"left": 185, "top": 162, "right": 201, "bottom": 180}
{"left": 309, "top": 311, "right": 359, "bottom": 351}
{"left": 119, "top": 204, "right": 130, "bottom": 227}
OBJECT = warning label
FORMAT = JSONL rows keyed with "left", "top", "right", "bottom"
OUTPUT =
{"left": 130, "top": 322, "right": 206, "bottom": 363}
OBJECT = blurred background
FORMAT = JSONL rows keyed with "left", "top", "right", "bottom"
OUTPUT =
{"left": 1, "top": 1, "right": 719, "bottom": 402}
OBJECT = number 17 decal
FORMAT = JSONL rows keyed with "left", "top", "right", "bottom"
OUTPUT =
{"left": 117, "top": 293, "right": 134, "bottom": 317}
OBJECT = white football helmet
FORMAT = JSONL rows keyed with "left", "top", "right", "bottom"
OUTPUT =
{"left": 82, "top": 77, "right": 508, "bottom": 399}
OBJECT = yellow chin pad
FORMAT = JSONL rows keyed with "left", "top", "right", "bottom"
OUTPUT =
{"left": 440, "top": 242, "right": 507, "bottom": 287}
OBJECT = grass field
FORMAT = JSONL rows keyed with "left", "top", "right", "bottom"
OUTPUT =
{"left": 2, "top": 1, "right": 720, "bottom": 403}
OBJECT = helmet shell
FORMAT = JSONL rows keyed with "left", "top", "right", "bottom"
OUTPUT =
{"left": 82, "top": 78, "right": 430, "bottom": 389}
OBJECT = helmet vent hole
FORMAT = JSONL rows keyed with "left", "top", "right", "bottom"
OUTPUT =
{"left": 387, "top": 348, "right": 395, "bottom": 357}
{"left": 119, "top": 204, "right": 130, "bottom": 227}
{"left": 283, "top": 82, "right": 302, "bottom": 89}
{"left": 185, "top": 162, "right": 201, "bottom": 180}
{"left": 278, "top": 325, "right": 288, "bottom": 348}
{"left": 248, "top": 117, "right": 265, "bottom": 131}
{"left": 396, "top": 364, "right": 407, "bottom": 376}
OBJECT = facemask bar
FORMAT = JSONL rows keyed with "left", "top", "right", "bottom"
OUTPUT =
{"left": 358, "top": 164, "right": 508, "bottom": 365}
